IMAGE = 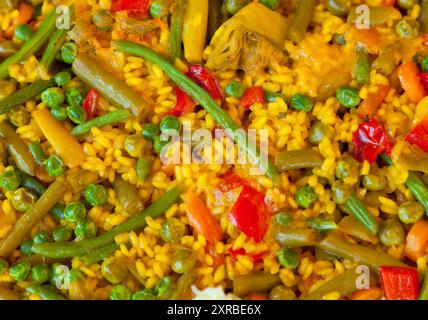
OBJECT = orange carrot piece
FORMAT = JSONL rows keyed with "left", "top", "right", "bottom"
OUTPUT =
{"left": 350, "top": 288, "right": 383, "bottom": 300}
{"left": 356, "top": 85, "right": 391, "bottom": 118}
{"left": 17, "top": 3, "right": 34, "bottom": 25}
{"left": 350, "top": 27, "right": 381, "bottom": 54}
{"left": 383, "top": 0, "right": 396, "bottom": 6}
{"left": 398, "top": 61, "right": 426, "bottom": 104}
{"left": 246, "top": 294, "right": 268, "bottom": 300}
{"left": 405, "top": 220, "right": 428, "bottom": 262}
{"left": 186, "top": 192, "right": 223, "bottom": 243}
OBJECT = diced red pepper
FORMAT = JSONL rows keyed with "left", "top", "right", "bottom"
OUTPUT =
{"left": 82, "top": 88, "right": 99, "bottom": 120}
{"left": 379, "top": 266, "right": 420, "bottom": 300}
{"left": 110, "top": 0, "right": 149, "bottom": 16}
{"left": 352, "top": 117, "right": 393, "bottom": 163}
{"left": 229, "top": 185, "right": 270, "bottom": 243}
{"left": 240, "top": 86, "right": 266, "bottom": 109}
{"left": 405, "top": 118, "right": 428, "bottom": 152}
{"left": 168, "top": 86, "right": 197, "bottom": 117}
{"left": 227, "top": 247, "right": 266, "bottom": 264}
{"left": 418, "top": 73, "right": 428, "bottom": 93}
{"left": 218, "top": 171, "right": 248, "bottom": 193}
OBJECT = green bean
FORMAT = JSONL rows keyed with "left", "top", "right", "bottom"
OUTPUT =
{"left": 113, "top": 176, "right": 144, "bottom": 216}
{"left": 317, "top": 233, "right": 407, "bottom": 273}
{"left": 343, "top": 194, "right": 379, "bottom": 235}
{"left": 28, "top": 141, "right": 46, "bottom": 166}
{"left": 136, "top": 156, "right": 153, "bottom": 183}
{"left": 170, "top": 272, "right": 197, "bottom": 300}
{"left": 274, "top": 149, "right": 324, "bottom": 171}
{"left": 233, "top": 272, "right": 281, "bottom": 296}
{"left": 115, "top": 40, "right": 280, "bottom": 183}
{"left": 71, "top": 110, "right": 131, "bottom": 136}
{"left": 355, "top": 46, "right": 370, "bottom": 84}
{"left": 207, "top": 0, "right": 223, "bottom": 42}
{"left": 21, "top": 175, "right": 46, "bottom": 197}
{"left": 39, "top": 29, "right": 67, "bottom": 70}
{"left": 0, "top": 79, "right": 56, "bottom": 115}
{"left": 303, "top": 266, "right": 359, "bottom": 300}
{"left": 372, "top": 41, "right": 403, "bottom": 76}
{"left": 71, "top": 53, "right": 150, "bottom": 117}
{"left": 307, "top": 218, "right": 337, "bottom": 233}
{"left": 275, "top": 227, "right": 318, "bottom": 247}
{"left": 32, "top": 185, "right": 183, "bottom": 258}
{"left": 406, "top": 172, "right": 428, "bottom": 215}
{"left": 287, "top": 0, "right": 317, "bottom": 44}
{"left": 0, "top": 285, "right": 20, "bottom": 300}
{"left": 419, "top": 270, "right": 428, "bottom": 300}
{"left": 0, "top": 178, "right": 68, "bottom": 258}
{"left": 0, "top": 121, "right": 36, "bottom": 176}
{"left": 420, "top": 0, "right": 428, "bottom": 33}
{"left": 0, "top": 41, "right": 18, "bottom": 59}
{"left": 169, "top": 0, "right": 186, "bottom": 60}
{"left": 0, "top": 8, "right": 59, "bottom": 79}
{"left": 82, "top": 243, "right": 119, "bottom": 265}
{"left": 26, "top": 284, "right": 65, "bottom": 300}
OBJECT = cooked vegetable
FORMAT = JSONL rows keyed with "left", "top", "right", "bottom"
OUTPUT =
{"left": 398, "top": 201, "right": 424, "bottom": 224}
{"left": 275, "top": 149, "right": 324, "bottom": 171}
{"left": 240, "top": 86, "right": 265, "bottom": 109}
{"left": 290, "top": 94, "right": 314, "bottom": 112}
{"left": 355, "top": 46, "right": 370, "bottom": 84}
{"left": 40, "top": 27, "right": 67, "bottom": 70}
{"left": 397, "top": 60, "right": 425, "bottom": 104}
{"left": 379, "top": 266, "right": 419, "bottom": 300}
{"left": 356, "top": 85, "right": 390, "bottom": 118}
{"left": 182, "top": 0, "right": 208, "bottom": 63}
{"left": 207, "top": 0, "right": 223, "bottom": 41}
{"left": 396, "top": 19, "right": 420, "bottom": 39}
{"left": 419, "top": 270, "right": 428, "bottom": 300}
{"left": 0, "top": 170, "right": 21, "bottom": 191}
{"left": 288, "top": 0, "right": 317, "bottom": 44}
{"left": 405, "top": 119, "right": 428, "bottom": 153}
{"left": 233, "top": 272, "right": 281, "bottom": 296}
{"left": 379, "top": 219, "right": 405, "bottom": 247}
{"left": 71, "top": 110, "right": 131, "bottom": 136}
{"left": 405, "top": 219, "right": 428, "bottom": 261}
{"left": 92, "top": 9, "right": 114, "bottom": 30}
{"left": 28, "top": 141, "right": 46, "bottom": 167}
{"left": 11, "top": 188, "right": 36, "bottom": 212}
{"left": 168, "top": 0, "right": 186, "bottom": 61}
{"left": 326, "top": 0, "right": 350, "bottom": 17}
{"left": 277, "top": 248, "right": 299, "bottom": 269}
{"left": 82, "top": 244, "right": 119, "bottom": 265}
{"left": 27, "top": 285, "right": 65, "bottom": 300}
{"left": 72, "top": 53, "right": 150, "bottom": 117}
{"left": 275, "top": 227, "right": 317, "bottom": 247}
{"left": 309, "top": 122, "right": 334, "bottom": 145}
{"left": 336, "top": 87, "right": 361, "bottom": 108}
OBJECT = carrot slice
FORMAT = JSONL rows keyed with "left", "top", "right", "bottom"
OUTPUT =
{"left": 349, "top": 288, "right": 383, "bottom": 300}
{"left": 17, "top": 3, "right": 34, "bottom": 25}
{"left": 398, "top": 61, "right": 426, "bottom": 104}
{"left": 186, "top": 192, "right": 223, "bottom": 243}
{"left": 405, "top": 220, "right": 428, "bottom": 262}
{"left": 356, "top": 85, "right": 391, "bottom": 119}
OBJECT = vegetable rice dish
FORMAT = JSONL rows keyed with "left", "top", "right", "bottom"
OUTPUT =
{"left": 0, "top": 0, "right": 428, "bottom": 300}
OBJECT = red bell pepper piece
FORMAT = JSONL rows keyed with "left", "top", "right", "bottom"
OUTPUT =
{"left": 82, "top": 88, "right": 99, "bottom": 120}
{"left": 110, "top": 0, "right": 149, "bottom": 16}
{"left": 405, "top": 118, "right": 428, "bottom": 152}
{"left": 171, "top": 65, "right": 223, "bottom": 116}
{"left": 218, "top": 171, "right": 248, "bottom": 193}
{"left": 379, "top": 266, "right": 420, "bottom": 300}
{"left": 352, "top": 117, "right": 393, "bottom": 163}
{"left": 240, "top": 86, "right": 266, "bottom": 109}
{"left": 418, "top": 73, "right": 428, "bottom": 92}
{"left": 228, "top": 247, "right": 266, "bottom": 264}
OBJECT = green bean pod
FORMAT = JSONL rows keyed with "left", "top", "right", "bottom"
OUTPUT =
{"left": 71, "top": 110, "right": 131, "bottom": 136}
{"left": 343, "top": 194, "right": 379, "bottom": 235}
{"left": 233, "top": 272, "right": 281, "bottom": 296}
{"left": 26, "top": 285, "right": 66, "bottom": 300}
{"left": 275, "top": 227, "right": 318, "bottom": 247}
{"left": 81, "top": 243, "right": 119, "bottom": 265}
{"left": 287, "top": 0, "right": 317, "bottom": 44}
{"left": 406, "top": 171, "right": 428, "bottom": 215}
{"left": 274, "top": 149, "right": 324, "bottom": 171}
{"left": 169, "top": 0, "right": 186, "bottom": 60}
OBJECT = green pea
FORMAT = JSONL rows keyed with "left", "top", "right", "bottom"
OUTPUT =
{"left": 160, "top": 218, "right": 186, "bottom": 243}
{"left": 379, "top": 219, "right": 405, "bottom": 247}
{"left": 160, "top": 115, "right": 181, "bottom": 133}
{"left": 150, "top": 0, "right": 170, "bottom": 18}
{"left": 66, "top": 105, "right": 86, "bottom": 124}
{"left": 326, "top": 0, "right": 350, "bottom": 16}
{"left": 41, "top": 87, "right": 64, "bottom": 109}
{"left": 92, "top": 9, "right": 114, "bottom": 30}
{"left": 309, "top": 121, "right": 334, "bottom": 145}
{"left": 64, "top": 201, "right": 86, "bottom": 223}
{"left": 32, "top": 230, "right": 52, "bottom": 244}
{"left": 295, "top": 185, "right": 317, "bottom": 209}
{"left": 155, "top": 276, "right": 173, "bottom": 299}
{"left": 335, "top": 156, "right": 359, "bottom": 181}
{"left": 265, "top": 91, "right": 283, "bottom": 103}
{"left": 153, "top": 135, "right": 169, "bottom": 154}
{"left": 109, "top": 284, "right": 132, "bottom": 300}
{"left": 65, "top": 87, "right": 84, "bottom": 107}
{"left": 362, "top": 174, "right": 386, "bottom": 191}
{"left": 132, "top": 288, "right": 156, "bottom": 300}
{"left": 84, "top": 183, "right": 108, "bottom": 207}
{"left": 226, "top": 0, "right": 249, "bottom": 14}
{"left": 0, "top": 258, "right": 8, "bottom": 273}
{"left": 50, "top": 107, "right": 68, "bottom": 121}
{"left": 277, "top": 248, "right": 299, "bottom": 269}
{"left": 0, "top": 171, "right": 21, "bottom": 191}
{"left": 225, "top": 81, "right": 244, "bottom": 98}
{"left": 398, "top": 201, "right": 424, "bottom": 224}
{"left": 336, "top": 87, "right": 361, "bottom": 108}
{"left": 60, "top": 41, "right": 78, "bottom": 64}
{"left": 420, "top": 56, "right": 428, "bottom": 73}
{"left": 290, "top": 94, "right": 314, "bottom": 112}
{"left": 9, "top": 261, "right": 31, "bottom": 282}
{"left": 14, "top": 24, "right": 33, "bottom": 42}
{"left": 260, "top": 0, "right": 280, "bottom": 9}
{"left": 44, "top": 154, "right": 65, "bottom": 177}
{"left": 124, "top": 134, "right": 145, "bottom": 158}
{"left": 171, "top": 248, "right": 197, "bottom": 274}
{"left": 54, "top": 71, "right": 71, "bottom": 87}
{"left": 53, "top": 226, "right": 73, "bottom": 242}
{"left": 101, "top": 257, "right": 128, "bottom": 284}
{"left": 142, "top": 123, "right": 160, "bottom": 141}
{"left": 11, "top": 188, "right": 36, "bottom": 212}
{"left": 332, "top": 33, "right": 346, "bottom": 45}
{"left": 31, "top": 263, "right": 50, "bottom": 284}
{"left": 331, "top": 181, "right": 352, "bottom": 205}
{"left": 275, "top": 212, "right": 292, "bottom": 226}
{"left": 74, "top": 219, "right": 98, "bottom": 240}
{"left": 396, "top": 19, "right": 420, "bottom": 39}
{"left": 8, "top": 105, "right": 30, "bottom": 127}
{"left": 269, "top": 285, "right": 296, "bottom": 300}
{"left": 20, "top": 239, "right": 33, "bottom": 256}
